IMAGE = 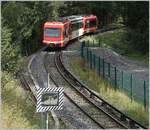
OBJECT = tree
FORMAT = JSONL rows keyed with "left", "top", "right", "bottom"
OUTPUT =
{"left": 1, "top": 18, "right": 20, "bottom": 72}
{"left": 121, "top": 2, "right": 149, "bottom": 53}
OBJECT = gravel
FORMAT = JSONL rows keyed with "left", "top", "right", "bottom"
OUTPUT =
{"left": 43, "top": 52, "right": 102, "bottom": 129}
{"left": 56, "top": 97, "right": 101, "bottom": 129}
{"left": 30, "top": 52, "right": 48, "bottom": 88}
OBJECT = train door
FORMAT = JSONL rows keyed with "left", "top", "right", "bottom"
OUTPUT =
{"left": 85, "top": 19, "right": 90, "bottom": 33}
{"left": 71, "top": 22, "right": 78, "bottom": 39}
{"left": 71, "top": 21, "right": 84, "bottom": 40}
{"left": 68, "top": 23, "right": 72, "bottom": 41}
{"left": 78, "top": 21, "right": 84, "bottom": 36}
{"left": 63, "top": 23, "right": 69, "bottom": 45}
{"left": 85, "top": 18, "right": 97, "bottom": 33}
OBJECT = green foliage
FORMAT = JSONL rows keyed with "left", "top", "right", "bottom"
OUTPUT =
{"left": 59, "top": 1, "right": 120, "bottom": 26}
{"left": 84, "top": 29, "right": 129, "bottom": 52}
{"left": 126, "top": 53, "right": 149, "bottom": 67}
{"left": 1, "top": 19, "right": 21, "bottom": 72}
{"left": 51, "top": 1, "right": 65, "bottom": 20}
{"left": 83, "top": 29, "right": 148, "bottom": 66}
{"left": 1, "top": 71, "right": 41, "bottom": 128}
{"left": 2, "top": 1, "right": 67, "bottom": 57}
{"left": 120, "top": 2, "right": 149, "bottom": 53}
{"left": 2, "top": 1, "right": 148, "bottom": 61}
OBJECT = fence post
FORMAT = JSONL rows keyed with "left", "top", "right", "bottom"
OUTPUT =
{"left": 96, "top": 56, "right": 98, "bottom": 74}
{"left": 99, "top": 39, "right": 101, "bottom": 47}
{"left": 144, "top": 81, "right": 146, "bottom": 108}
{"left": 93, "top": 40, "right": 94, "bottom": 47}
{"left": 90, "top": 51, "right": 92, "bottom": 69}
{"left": 41, "top": 113, "right": 46, "bottom": 129}
{"left": 87, "top": 40, "right": 89, "bottom": 47}
{"left": 91, "top": 52, "right": 93, "bottom": 69}
{"left": 108, "top": 63, "right": 110, "bottom": 78}
{"left": 88, "top": 49, "right": 90, "bottom": 67}
{"left": 114, "top": 67, "right": 117, "bottom": 90}
{"left": 130, "top": 74, "right": 133, "bottom": 102}
{"left": 98, "top": 57, "right": 101, "bottom": 76}
{"left": 86, "top": 48, "right": 89, "bottom": 62}
{"left": 81, "top": 41, "right": 85, "bottom": 58}
{"left": 92, "top": 54, "right": 95, "bottom": 69}
{"left": 93, "top": 54, "right": 96, "bottom": 70}
{"left": 102, "top": 59, "right": 105, "bottom": 78}
{"left": 91, "top": 51, "right": 92, "bottom": 69}
{"left": 121, "top": 71, "right": 124, "bottom": 88}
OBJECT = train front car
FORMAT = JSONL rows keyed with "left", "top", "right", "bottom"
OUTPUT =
{"left": 83, "top": 15, "right": 98, "bottom": 34}
{"left": 43, "top": 21, "right": 70, "bottom": 48}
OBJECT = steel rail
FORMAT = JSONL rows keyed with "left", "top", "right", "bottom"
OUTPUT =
{"left": 53, "top": 52, "right": 128, "bottom": 129}
{"left": 46, "top": 65, "right": 105, "bottom": 128}
{"left": 54, "top": 51, "right": 147, "bottom": 129}
{"left": 43, "top": 52, "right": 105, "bottom": 128}
{"left": 18, "top": 45, "right": 48, "bottom": 104}
{"left": 18, "top": 74, "right": 37, "bottom": 104}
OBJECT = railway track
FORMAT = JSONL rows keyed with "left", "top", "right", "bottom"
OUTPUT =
{"left": 44, "top": 52, "right": 127, "bottom": 129}
{"left": 49, "top": 51, "right": 146, "bottom": 129}
{"left": 44, "top": 53, "right": 104, "bottom": 129}
{"left": 18, "top": 26, "right": 147, "bottom": 129}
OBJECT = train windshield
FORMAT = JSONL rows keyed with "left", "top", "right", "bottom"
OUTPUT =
{"left": 44, "top": 28, "right": 61, "bottom": 37}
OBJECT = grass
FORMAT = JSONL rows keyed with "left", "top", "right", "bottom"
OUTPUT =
{"left": 69, "top": 57, "right": 149, "bottom": 127}
{"left": 1, "top": 55, "right": 67, "bottom": 129}
{"left": 126, "top": 53, "right": 149, "bottom": 67}
{"left": 82, "top": 28, "right": 149, "bottom": 66}
{"left": 1, "top": 71, "right": 41, "bottom": 128}
{"left": 1, "top": 71, "right": 67, "bottom": 129}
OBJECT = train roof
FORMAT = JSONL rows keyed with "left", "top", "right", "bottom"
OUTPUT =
{"left": 45, "top": 15, "right": 97, "bottom": 25}
{"left": 84, "top": 15, "right": 97, "bottom": 18}
{"left": 58, "top": 15, "right": 83, "bottom": 22}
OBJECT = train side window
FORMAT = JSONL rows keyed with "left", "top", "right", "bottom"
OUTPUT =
{"left": 86, "top": 20, "right": 90, "bottom": 28}
{"left": 72, "top": 23, "right": 78, "bottom": 31}
{"left": 72, "top": 22, "right": 83, "bottom": 31}
{"left": 90, "top": 20, "right": 96, "bottom": 27}
{"left": 64, "top": 25, "right": 70, "bottom": 37}
{"left": 79, "top": 22, "right": 83, "bottom": 28}
{"left": 71, "top": 24, "right": 75, "bottom": 31}
{"left": 64, "top": 28, "right": 67, "bottom": 37}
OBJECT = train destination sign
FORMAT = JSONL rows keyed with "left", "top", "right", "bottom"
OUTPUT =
{"left": 36, "top": 87, "right": 64, "bottom": 112}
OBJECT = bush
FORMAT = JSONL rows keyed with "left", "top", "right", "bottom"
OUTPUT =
{"left": 1, "top": 71, "right": 41, "bottom": 128}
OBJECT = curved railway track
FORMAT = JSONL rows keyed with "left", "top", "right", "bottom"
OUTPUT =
{"left": 44, "top": 51, "right": 146, "bottom": 129}
{"left": 43, "top": 52, "right": 127, "bottom": 129}
{"left": 19, "top": 26, "right": 147, "bottom": 129}
{"left": 44, "top": 52, "right": 104, "bottom": 129}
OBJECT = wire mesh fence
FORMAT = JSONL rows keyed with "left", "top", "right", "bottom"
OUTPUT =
{"left": 80, "top": 40, "right": 149, "bottom": 108}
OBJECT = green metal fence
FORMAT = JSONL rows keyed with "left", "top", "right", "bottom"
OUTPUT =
{"left": 80, "top": 41, "right": 149, "bottom": 108}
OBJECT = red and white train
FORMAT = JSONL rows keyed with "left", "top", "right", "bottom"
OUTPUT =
{"left": 43, "top": 15, "right": 98, "bottom": 47}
